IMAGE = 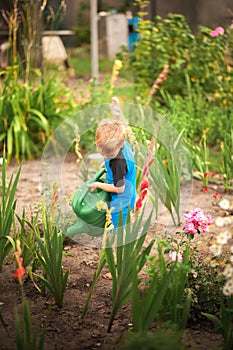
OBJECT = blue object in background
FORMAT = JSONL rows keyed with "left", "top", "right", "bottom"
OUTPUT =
{"left": 128, "top": 17, "right": 140, "bottom": 52}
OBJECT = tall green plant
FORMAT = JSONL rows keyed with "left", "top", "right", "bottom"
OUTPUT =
{"left": 14, "top": 238, "right": 45, "bottom": 350}
{"left": 150, "top": 130, "right": 187, "bottom": 225}
{"left": 131, "top": 240, "right": 171, "bottom": 332}
{"left": 0, "top": 2, "right": 76, "bottom": 162}
{"left": 0, "top": 148, "right": 20, "bottom": 269}
{"left": 0, "top": 67, "right": 49, "bottom": 162}
{"left": 15, "top": 299, "right": 45, "bottom": 350}
{"left": 189, "top": 128, "right": 211, "bottom": 189}
{"left": 14, "top": 210, "right": 41, "bottom": 276}
{"left": 161, "top": 246, "right": 192, "bottom": 330}
{"left": 105, "top": 210, "right": 154, "bottom": 332}
{"left": 32, "top": 207, "right": 69, "bottom": 307}
{"left": 83, "top": 208, "right": 154, "bottom": 333}
{"left": 132, "top": 239, "right": 191, "bottom": 333}
{"left": 220, "top": 127, "right": 233, "bottom": 192}
{"left": 0, "top": 66, "right": 76, "bottom": 162}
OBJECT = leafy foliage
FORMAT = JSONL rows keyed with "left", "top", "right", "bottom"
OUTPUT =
{"left": 32, "top": 207, "right": 69, "bottom": 308}
{"left": 0, "top": 67, "right": 76, "bottom": 162}
{"left": 0, "top": 148, "right": 20, "bottom": 269}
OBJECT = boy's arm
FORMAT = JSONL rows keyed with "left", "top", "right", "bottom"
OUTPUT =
{"left": 87, "top": 182, "right": 125, "bottom": 194}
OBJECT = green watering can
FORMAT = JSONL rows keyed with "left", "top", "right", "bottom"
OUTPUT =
{"left": 66, "top": 168, "right": 111, "bottom": 237}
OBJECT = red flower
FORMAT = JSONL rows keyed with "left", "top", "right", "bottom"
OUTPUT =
{"left": 204, "top": 172, "right": 210, "bottom": 178}
{"left": 148, "top": 158, "right": 154, "bottom": 167}
{"left": 213, "top": 191, "right": 219, "bottom": 199}
{"left": 14, "top": 266, "right": 26, "bottom": 279}
{"left": 140, "top": 180, "right": 149, "bottom": 191}
{"left": 51, "top": 192, "right": 59, "bottom": 207}
{"left": 136, "top": 198, "right": 143, "bottom": 210}
{"left": 14, "top": 240, "right": 26, "bottom": 283}
{"left": 143, "top": 166, "right": 148, "bottom": 176}
{"left": 141, "top": 189, "right": 148, "bottom": 200}
{"left": 203, "top": 187, "right": 208, "bottom": 193}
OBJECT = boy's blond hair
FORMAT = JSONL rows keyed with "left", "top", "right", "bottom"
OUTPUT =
{"left": 96, "top": 119, "right": 125, "bottom": 158}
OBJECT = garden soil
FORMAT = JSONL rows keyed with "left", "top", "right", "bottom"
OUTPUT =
{"left": 0, "top": 149, "right": 233, "bottom": 350}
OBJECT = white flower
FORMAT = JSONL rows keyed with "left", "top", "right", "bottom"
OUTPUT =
{"left": 219, "top": 198, "right": 230, "bottom": 210}
{"left": 224, "top": 216, "right": 233, "bottom": 225}
{"left": 223, "top": 264, "right": 233, "bottom": 278}
{"left": 216, "top": 231, "right": 230, "bottom": 245}
{"left": 223, "top": 284, "right": 233, "bottom": 296}
{"left": 215, "top": 216, "right": 225, "bottom": 227}
{"left": 223, "top": 279, "right": 233, "bottom": 296}
{"left": 209, "top": 243, "right": 222, "bottom": 256}
{"left": 210, "top": 259, "right": 219, "bottom": 267}
{"left": 112, "top": 96, "right": 119, "bottom": 103}
{"left": 0, "top": 157, "right": 6, "bottom": 165}
{"left": 169, "top": 251, "right": 183, "bottom": 263}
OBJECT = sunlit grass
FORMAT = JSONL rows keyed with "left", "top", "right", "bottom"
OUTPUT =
{"left": 68, "top": 46, "right": 134, "bottom": 82}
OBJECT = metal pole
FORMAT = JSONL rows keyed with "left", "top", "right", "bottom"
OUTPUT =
{"left": 90, "top": 0, "right": 99, "bottom": 81}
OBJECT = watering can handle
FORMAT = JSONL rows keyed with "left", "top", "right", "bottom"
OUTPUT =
{"left": 72, "top": 167, "right": 107, "bottom": 214}
{"left": 89, "top": 167, "right": 106, "bottom": 183}
{"left": 80, "top": 167, "right": 106, "bottom": 200}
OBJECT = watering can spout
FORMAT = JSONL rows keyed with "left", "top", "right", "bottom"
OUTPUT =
{"left": 66, "top": 218, "right": 105, "bottom": 237}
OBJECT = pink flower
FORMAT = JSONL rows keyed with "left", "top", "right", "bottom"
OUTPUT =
{"left": 183, "top": 222, "right": 196, "bottom": 235}
{"left": 210, "top": 26, "right": 224, "bottom": 37}
{"left": 169, "top": 251, "right": 183, "bottom": 263}
{"left": 216, "top": 27, "right": 224, "bottom": 35}
{"left": 183, "top": 207, "right": 212, "bottom": 234}
{"left": 210, "top": 30, "right": 218, "bottom": 37}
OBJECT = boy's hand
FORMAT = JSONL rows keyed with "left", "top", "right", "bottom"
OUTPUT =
{"left": 87, "top": 182, "right": 99, "bottom": 192}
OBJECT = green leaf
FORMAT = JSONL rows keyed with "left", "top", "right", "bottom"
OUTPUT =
{"left": 202, "top": 312, "right": 222, "bottom": 332}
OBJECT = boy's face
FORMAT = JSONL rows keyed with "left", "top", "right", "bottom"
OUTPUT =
{"left": 97, "top": 139, "right": 124, "bottom": 159}
{"left": 98, "top": 146, "right": 120, "bottom": 159}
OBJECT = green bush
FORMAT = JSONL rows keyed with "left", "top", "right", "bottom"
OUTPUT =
{"left": 187, "top": 249, "right": 225, "bottom": 322}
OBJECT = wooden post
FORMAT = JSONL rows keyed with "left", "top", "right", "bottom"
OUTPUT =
{"left": 90, "top": 0, "right": 99, "bottom": 81}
